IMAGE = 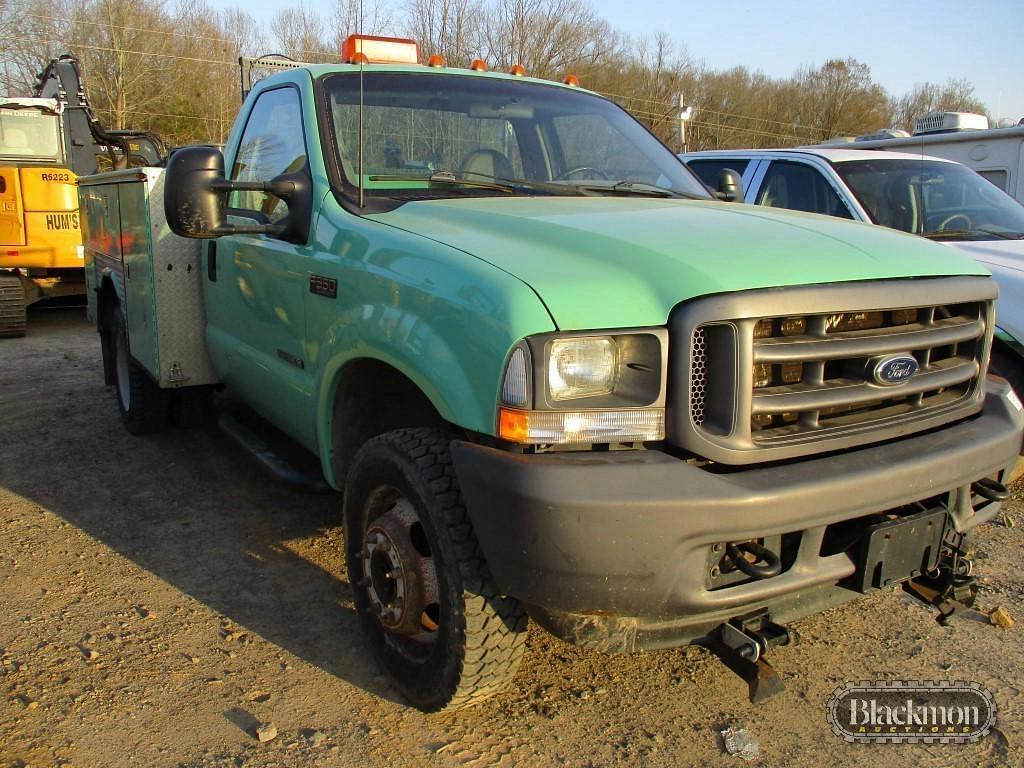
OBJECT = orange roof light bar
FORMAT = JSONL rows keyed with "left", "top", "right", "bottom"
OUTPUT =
{"left": 342, "top": 34, "right": 419, "bottom": 65}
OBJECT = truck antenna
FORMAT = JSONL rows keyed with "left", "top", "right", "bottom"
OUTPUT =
{"left": 358, "top": 60, "right": 365, "bottom": 209}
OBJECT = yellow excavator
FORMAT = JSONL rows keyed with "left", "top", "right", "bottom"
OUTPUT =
{"left": 0, "top": 55, "right": 164, "bottom": 336}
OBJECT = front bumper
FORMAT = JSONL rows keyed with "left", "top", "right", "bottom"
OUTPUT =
{"left": 452, "top": 379, "right": 1024, "bottom": 651}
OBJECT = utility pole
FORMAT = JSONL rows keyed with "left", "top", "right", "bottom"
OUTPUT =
{"left": 678, "top": 94, "right": 693, "bottom": 153}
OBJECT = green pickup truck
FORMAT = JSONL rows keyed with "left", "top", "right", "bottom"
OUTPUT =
{"left": 80, "top": 37, "right": 1024, "bottom": 711}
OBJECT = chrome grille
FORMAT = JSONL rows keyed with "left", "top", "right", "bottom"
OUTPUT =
{"left": 668, "top": 278, "right": 997, "bottom": 465}
{"left": 749, "top": 303, "right": 984, "bottom": 443}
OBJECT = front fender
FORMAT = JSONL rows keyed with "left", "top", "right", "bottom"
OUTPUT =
{"left": 310, "top": 208, "right": 557, "bottom": 488}
{"left": 313, "top": 301, "right": 548, "bottom": 488}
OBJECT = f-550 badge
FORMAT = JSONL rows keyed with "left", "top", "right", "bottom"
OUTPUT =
{"left": 871, "top": 354, "right": 918, "bottom": 385}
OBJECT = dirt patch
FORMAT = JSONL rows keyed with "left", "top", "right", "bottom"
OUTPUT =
{"left": 1, "top": 308, "right": 1021, "bottom": 767}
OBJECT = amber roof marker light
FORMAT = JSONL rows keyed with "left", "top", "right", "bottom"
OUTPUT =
{"left": 563, "top": 74, "right": 580, "bottom": 87}
{"left": 469, "top": 59, "right": 488, "bottom": 71}
{"left": 509, "top": 64, "right": 526, "bottom": 76}
{"left": 341, "top": 34, "right": 419, "bottom": 64}
{"left": 427, "top": 54, "right": 445, "bottom": 68}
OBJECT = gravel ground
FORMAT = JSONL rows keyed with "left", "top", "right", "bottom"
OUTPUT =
{"left": 1, "top": 307, "right": 1022, "bottom": 768}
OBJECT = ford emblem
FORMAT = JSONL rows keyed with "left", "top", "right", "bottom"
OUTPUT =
{"left": 872, "top": 354, "right": 918, "bottom": 385}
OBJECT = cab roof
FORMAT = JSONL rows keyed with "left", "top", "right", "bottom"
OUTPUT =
{"left": 263, "top": 62, "right": 597, "bottom": 96}
{"left": 681, "top": 146, "right": 957, "bottom": 165}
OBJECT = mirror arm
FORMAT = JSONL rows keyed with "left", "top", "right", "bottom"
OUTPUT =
{"left": 210, "top": 179, "right": 298, "bottom": 195}
{"left": 211, "top": 223, "right": 286, "bottom": 236}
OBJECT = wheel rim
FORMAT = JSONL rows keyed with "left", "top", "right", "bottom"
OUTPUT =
{"left": 114, "top": 325, "right": 131, "bottom": 411}
{"left": 360, "top": 492, "right": 441, "bottom": 651}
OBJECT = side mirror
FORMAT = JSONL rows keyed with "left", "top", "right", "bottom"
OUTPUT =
{"left": 164, "top": 146, "right": 228, "bottom": 238}
{"left": 716, "top": 168, "right": 744, "bottom": 203}
{"left": 164, "top": 145, "right": 311, "bottom": 243}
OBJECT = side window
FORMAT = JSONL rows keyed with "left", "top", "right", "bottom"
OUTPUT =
{"left": 686, "top": 159, "right": 750, "bottom": 189}
{"left": 978, "top": 169, "right": 1008, "bottom": 191}
{"left": 756, "top": 161, "right": 853, "bottom": 219}
{"left": 230, "top": 88, "right": 307, "bottom": 218}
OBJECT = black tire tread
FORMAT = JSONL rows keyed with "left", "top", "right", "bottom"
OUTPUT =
{"left": 113, "top": 306, "right": 168, "bottom": 434}
{"left": 0, "top": 274, "right": 26, "bottom": 338}
{"left": 354, "top": 428, "right": 528, "bottom": 711}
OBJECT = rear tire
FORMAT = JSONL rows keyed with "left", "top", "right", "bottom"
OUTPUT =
{"left": 344, "top": 428, "right": 528, "bottom": 711}
{"left": 0, "top": 273, "right": 26, "bottom": 338}
{"left": 112, "top": 305, "right": 167, "bottom": 434}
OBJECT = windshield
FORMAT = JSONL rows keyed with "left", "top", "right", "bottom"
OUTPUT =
{"left": 835, "top": 158, "right": 1024, "bottom": 240}
{"left": 0, "top": 107, "right": 61, "bottom": 160}
{"left": 321, "top": 72, "right": 709, "bottom": 201}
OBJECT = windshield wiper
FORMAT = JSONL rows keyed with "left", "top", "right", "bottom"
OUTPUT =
{"left": 457, "top": 171, "right": 595, "bottom": 197}
{"left": 976, "top": 227, "right": 1024, "bottom": 240}
{"left": 923, "top": 228, "right": 1024, "bottom": 241}
{"left": 368, "top": 171, "right": 514, "bottom": 193}
{"left": 575, "top": 179, "right": 697, "bottom": 199}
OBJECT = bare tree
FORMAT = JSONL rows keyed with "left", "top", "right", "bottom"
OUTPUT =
{"left": 793, "top": 58, "right": 891, "bottom": 142}
{"left": 404, "top": 0, "right": 481, "bottom": 64}
{"left": 332, "top": 0, "right": 393, "bottom": 52}
{"left": 271, "top": 1, "right": 334, "bottom": 62}
{"left": 891, "top": 79, "right": 987, "bottom": 132}
{"left": 481, "top": 0, "right": 610, "bottom": 78}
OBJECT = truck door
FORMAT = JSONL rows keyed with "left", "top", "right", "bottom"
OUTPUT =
{"left": 204, "top": 85, "right": 317, "bottom": 445}
{"left": 754, "top": 160, "right": 857, "bottom": 220}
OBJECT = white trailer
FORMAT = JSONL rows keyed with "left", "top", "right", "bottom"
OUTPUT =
{"left": 831, "top": 113, "right": 1024, "bottom": 204}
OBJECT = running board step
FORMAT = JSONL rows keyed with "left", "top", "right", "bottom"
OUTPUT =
{"left": 218, "top": 412, "right": 334, "bottom": 494}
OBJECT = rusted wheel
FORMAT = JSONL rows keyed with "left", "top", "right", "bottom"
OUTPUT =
{"left": 344, "top": 428, "right": 527, "bottom": 711}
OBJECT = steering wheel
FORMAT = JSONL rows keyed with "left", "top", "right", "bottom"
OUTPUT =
{"left": 555, "top": 166, "right": 610, "bottom": 181}
{"left": 937, "top": 212, "right": 972, "bottom": 231}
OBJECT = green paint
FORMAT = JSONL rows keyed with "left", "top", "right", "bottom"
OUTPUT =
{"left": 372, "top": 197, "right": 988, "bottom": 331}
{"left": 115, "top": 64, "right": 993, "bottom": 488}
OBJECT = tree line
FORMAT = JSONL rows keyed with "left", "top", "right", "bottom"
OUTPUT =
{"left": 1, "top": 0, "right": 990, "bottom": 151}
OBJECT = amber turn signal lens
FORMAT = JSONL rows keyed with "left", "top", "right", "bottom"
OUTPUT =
{"left": 499, "top": 408, "right": 531, "bottom": 443}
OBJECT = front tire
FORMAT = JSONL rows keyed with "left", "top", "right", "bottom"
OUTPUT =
{"left": 344, "top": 428, "right": 528, "bottom": 711}
{"left": 112, "top": 305, "right": 167, "bottom": 434}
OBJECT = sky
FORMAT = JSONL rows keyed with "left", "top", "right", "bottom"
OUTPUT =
{"left": 228, "top": 0, "right": 1024, "bottom": 123}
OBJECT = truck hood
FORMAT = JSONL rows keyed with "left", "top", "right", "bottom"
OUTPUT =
{"left": 371, "top": 197, "right": 988, "bottom": 330}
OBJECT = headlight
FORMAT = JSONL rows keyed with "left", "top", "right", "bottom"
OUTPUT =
{"left": 497, "top": 329, "right": 667, "bottom": 445}
{"left": 548, "top": 336, "right": 617, "bottom": 400}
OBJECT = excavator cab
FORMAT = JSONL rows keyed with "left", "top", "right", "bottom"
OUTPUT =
{"left": 0, "top": 54, "right": 165, "bottom": 336}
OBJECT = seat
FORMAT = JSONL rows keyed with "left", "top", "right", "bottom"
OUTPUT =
{"left": 459, "top": 148, "right": 513, "bottom": 180}
{"left": 880, "top": 178, "right": 918, "bottom": 233}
